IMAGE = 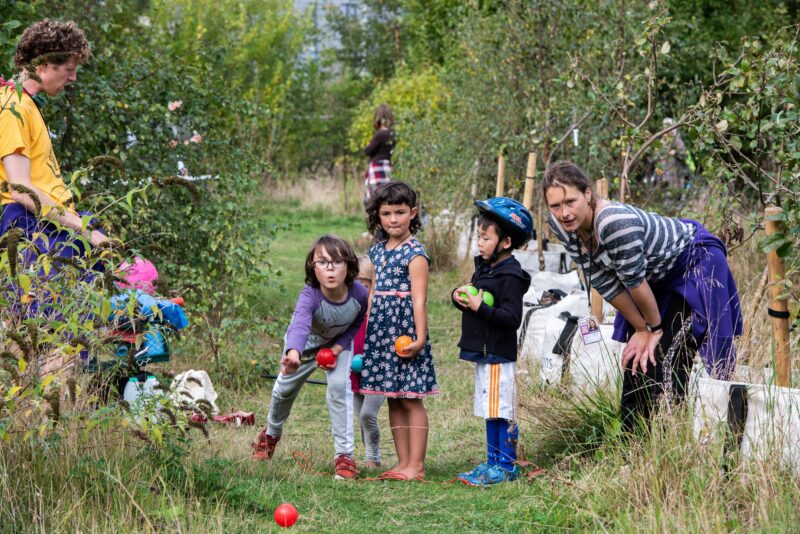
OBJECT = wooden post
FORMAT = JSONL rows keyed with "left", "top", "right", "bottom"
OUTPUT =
{"left": 765, "top": 206, "right": 791, "bottom": 387}
{"left": 619, "top": 176, "right": 627, "bottom": 203}
{"left": 523, "top": 152, "right": 537, "bottom": 211}
{"left": 591, "top": 179, "right": 609, "bottom": 320}
{"left": 495, "top": 155, "right": 505, "bottom": 197}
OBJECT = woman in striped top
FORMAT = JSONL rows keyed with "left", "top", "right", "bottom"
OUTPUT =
{"left": 543, "top": 161, "right": 743, "bottom": 432}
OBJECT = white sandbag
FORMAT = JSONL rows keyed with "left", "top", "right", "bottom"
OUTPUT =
{"left": 537, "top": 314, "right": 570, "bottom": 385}
{"left": 741, "top": 384, "right": 800, "bottom": 470}
{"left": 171, "top": 369, "right": 220, "bottom": 415}
{"left": 518, "top": 294, "right": 589, "bottom": 361}
{"left": 567, "top": 323, "right": 623, "bottom": 394}
{"left": 690, "top": 375, "right": 734, "bottom": 444}
{"left": 524, "top": 270, "right": 584, "bottom": 304}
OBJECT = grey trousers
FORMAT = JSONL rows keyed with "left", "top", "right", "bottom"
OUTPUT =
{"left": 267, "top": 351, "right": 354, "bottom": 458}
{"left": 353, "top": 392, "right": 385, "bottom": 463}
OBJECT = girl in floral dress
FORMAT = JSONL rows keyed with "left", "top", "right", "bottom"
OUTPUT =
{"left": 360, "top": 182, "right": 438, "bottom": 481}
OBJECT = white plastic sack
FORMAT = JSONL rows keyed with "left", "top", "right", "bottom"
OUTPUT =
{"left": 524, "top": 270, "right": 584, "bottom": 305}
{"left": 742, "top": 383, "right": 800, "bottom": 470}
{"left": 171, "top": 369, "right": 220, "bottom": 415}
{"left": 567, "top": 323, "right": 623, "bottom": 395}
{"left": 518, "top": 295, "right": 588, "bottom": 361}
{"left": 691, "top": 375, "right": 734, "bottom": 444}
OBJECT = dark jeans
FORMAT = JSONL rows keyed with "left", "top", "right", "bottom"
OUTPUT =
{"left": 620, "top": 294, "right": 698, "bottom": 433}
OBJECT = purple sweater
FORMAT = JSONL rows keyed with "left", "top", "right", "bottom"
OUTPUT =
{"left": 283, "top": 282, "right": 369, "bottom": 358}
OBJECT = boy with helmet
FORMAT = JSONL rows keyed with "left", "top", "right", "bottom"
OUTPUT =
{"left": 452, "top": 197, "right": 533, "bottom": 486}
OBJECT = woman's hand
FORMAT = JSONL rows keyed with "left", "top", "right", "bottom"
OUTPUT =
{"left": 621, "top": 330, "right": 662, "bottom": 373}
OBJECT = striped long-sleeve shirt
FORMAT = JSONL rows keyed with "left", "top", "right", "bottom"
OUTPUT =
{"left": 549, "top": 202, "right": 695, "bottom": 301}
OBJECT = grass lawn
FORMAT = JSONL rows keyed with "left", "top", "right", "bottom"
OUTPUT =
{"left": 187, "top": 197, "right": 573, "bottom": 532}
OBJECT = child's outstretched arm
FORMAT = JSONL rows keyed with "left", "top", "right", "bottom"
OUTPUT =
{"left": 281, "top": 286, "right": 318, "bottom": 374}
{"left": 403, "top": 255, "right": 429, "bottom": 359}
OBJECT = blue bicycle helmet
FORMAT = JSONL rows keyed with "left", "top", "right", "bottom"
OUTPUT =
{"left": 474, "top": 197, "right": 534, "bottom": 248}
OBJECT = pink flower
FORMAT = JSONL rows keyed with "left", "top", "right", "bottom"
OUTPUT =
{"left": 167, "top": 100, "right": 182, "bottom": 112}
{"left": 189, "top": 133, "right": 202, "bottom": 144}
{"left": 0, "top": 77, "right": 16, "bottom": 91}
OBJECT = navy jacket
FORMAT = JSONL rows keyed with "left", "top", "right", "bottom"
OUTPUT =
{"left": 452, "top": 255, "right": 531, "bottom": 364}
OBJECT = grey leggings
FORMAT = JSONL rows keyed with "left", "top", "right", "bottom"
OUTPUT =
{"left": 353, "top": 392, "right": 385, "bottom": 463}
{"left": 267, "top": 353, "right": 355, "bottom": 458}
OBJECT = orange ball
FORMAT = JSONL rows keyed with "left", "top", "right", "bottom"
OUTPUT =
{"left": 394, "top": 335, "right": 413, "bottom": 355}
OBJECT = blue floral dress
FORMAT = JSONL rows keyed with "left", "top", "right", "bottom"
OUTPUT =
{"left": 359, "top": 238, "right": 439, "bottom": 398}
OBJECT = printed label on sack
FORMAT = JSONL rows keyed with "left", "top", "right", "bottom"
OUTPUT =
{"left": 578, "top": 316, "right": 602, "bottom": 345}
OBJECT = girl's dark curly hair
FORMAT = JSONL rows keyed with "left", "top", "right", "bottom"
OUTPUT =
{"left": 365, "top": 181, "right": 422, "bottom": 239}
{"left": 14, "top": 19, "right": 90, "bottom": 69}
{"left": 304, "top": 234, "right": 359, "bottom": 288}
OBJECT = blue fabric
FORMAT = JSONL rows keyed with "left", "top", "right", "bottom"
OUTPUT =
{"left": 487, "top": 418, "right": 517, "bottom": 469}
{"left": 109, "top": 290, "right": 188, "bottom": 330}
{"left": 1, "top": 203, "right": 95, "bottom": 265}
{"left": 612, "top": 219, "right": 743, "bottom": 378}
{"left": 486, "top": 419, "right": 500, "bottom": 466}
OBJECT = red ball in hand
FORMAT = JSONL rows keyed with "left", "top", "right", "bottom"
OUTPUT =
{"left": 274, "top": 502, "right": 298, "bottom": 528}
{"left": 316, "top": 348, "right": 336, "bottom": 368}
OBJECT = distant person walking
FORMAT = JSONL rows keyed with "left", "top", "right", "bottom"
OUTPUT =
{"left": 362, "top": 103, "right": 395, "bottom": 204}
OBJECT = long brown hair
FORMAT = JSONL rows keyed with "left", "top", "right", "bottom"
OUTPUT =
{"left": 373, "top": 103, "right": 394, "bottom": 130}
{"left": 541, "top": 161, "right": 598, "bottom": 207}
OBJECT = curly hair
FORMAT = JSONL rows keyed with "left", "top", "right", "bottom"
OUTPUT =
{"left": 365, "top": 181, "right": 422, "bottom": 239}
{"left": 304, "top": 235, "right": 359, "bottom": 288}
{"left": 14, "top": 19, "right": 90, "bottom": 69}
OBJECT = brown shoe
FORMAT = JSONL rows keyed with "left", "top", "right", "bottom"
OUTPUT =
{"left": 334, "top": 454, "right": 359, "bottom": 479}
{"left": 251, "top": 430, "right": 280, "bottom": 460}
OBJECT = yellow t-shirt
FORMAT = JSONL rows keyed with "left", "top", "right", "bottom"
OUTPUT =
{"left": 0, "top": 86, "right": 72, "bottom": 207}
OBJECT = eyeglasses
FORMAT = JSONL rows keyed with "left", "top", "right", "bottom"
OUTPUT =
{"left": 313, "top": 259, "right": 346, "bottom": 269}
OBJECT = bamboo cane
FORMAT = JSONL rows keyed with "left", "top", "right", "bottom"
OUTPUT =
{"left": 495, "top": 155, "right": 505, "bottom": 198}
{"left": 523, "top": 152, "right": 537, "bottom": 211}
{"left": 765, "top": 206, "right": 791, "bottom": 387}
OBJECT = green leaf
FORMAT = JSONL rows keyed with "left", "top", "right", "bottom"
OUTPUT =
{"left": 18, "top": 273, "right": 31, "bottom": 293}
{"left": 759, "top": 233, "right": 790, "bottom": 254}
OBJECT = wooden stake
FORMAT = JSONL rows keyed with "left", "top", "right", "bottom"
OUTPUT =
{"left": 495, "top": 155, "right": 505, "bottom": 198}
{"left": 765, "top": 206, "right": 791, "bottom": 387}
{"left": 523, "top": 152, "right": 537, "bottom": 211}
{"left": 619, "top": 176, "right": 627, "bottom": 203}
{"left": 591, "top": 178, "right": 609, "bottom": 320}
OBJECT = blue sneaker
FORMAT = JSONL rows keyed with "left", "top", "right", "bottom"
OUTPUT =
{"left": 458, "top": 462, "right": 491, "bottom": 486}
{"left": 482, "top": 465, "right": 520, "bottom": 485}
{"left": 461, "top": 465, "right": 520, "bottom": 487}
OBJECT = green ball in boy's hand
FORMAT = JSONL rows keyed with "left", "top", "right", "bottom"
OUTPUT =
{"left": 482, "top": 291, "right": 494, "bottom": 307}
{"left": 458, "top": 285, "right": 479, "bottom": 301}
